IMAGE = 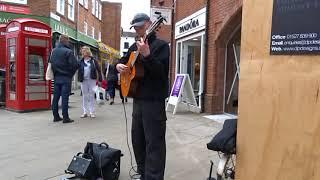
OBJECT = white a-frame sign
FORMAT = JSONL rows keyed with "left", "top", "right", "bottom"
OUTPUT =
{"left": 166, "top": 74, "right": 200, "bottom": 114}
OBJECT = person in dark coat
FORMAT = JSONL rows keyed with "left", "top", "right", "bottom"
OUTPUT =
{"left": 77, "top": 46, "right": 102, "bottom": 118}
{"left": 106, "top": 61, "right": 118, "bottom": 105}
{"left": 116, "top": 13, "right": 169, "bottom": 180}
{"left": 50, "top": 34, "right": 79, "bottom": 123}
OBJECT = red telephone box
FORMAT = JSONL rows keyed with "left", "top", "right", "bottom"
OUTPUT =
{"left": 0, "top": 24, "right": 6, "bottom": 69}
{"left": 5, "top": 18, "right": 52, "bottom": 112}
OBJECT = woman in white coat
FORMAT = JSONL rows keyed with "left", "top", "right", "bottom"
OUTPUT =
{"left": 78, "top": 46, "right": 102, "bottom": 118}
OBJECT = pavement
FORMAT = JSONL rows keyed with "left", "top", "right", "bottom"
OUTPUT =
{"left": 0, "top": 90, "right": 224, "bottom": 180}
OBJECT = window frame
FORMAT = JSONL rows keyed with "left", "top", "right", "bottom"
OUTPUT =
{"left": 56, "top": 0, "right": 65, "bottom": 15}
{"left": 92, "top": 0, "right": 95, "bottom": 15}
{"left": 67, "top": 0, "right": 75, "bottom": 21}
{"left": 92, "top": 26, "right": 95, "bottom": 39}
{"left": 84, "top": 21, "right": 88, "bottom": 35}
{"left": 99, "top": 2, "right": 102, "bottom": 20}
{"left": 84, "top": 0, "right": 88, "bottom": 9}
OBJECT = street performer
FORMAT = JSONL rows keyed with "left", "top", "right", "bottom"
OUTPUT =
{"left": 116, "top": 13, "right": 170, "bottom": 180}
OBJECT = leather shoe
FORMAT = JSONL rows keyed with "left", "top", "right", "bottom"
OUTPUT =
{"left": 63, "top": 118, "right": 74, "bottom": 123}
{"left": 53, "top": 117, "right": 63, "bottom": 122}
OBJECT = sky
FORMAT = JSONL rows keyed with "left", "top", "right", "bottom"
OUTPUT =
{"left": 102, "top": 0, "right": 151, "bottom": 32}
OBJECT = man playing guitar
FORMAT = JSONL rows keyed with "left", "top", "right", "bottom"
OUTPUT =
{"left": 116, "top": 13, "right": 169, "bottom": 180}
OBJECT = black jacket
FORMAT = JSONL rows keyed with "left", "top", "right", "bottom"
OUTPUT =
{"left": 105, "top": 64, "right": 118, "bottom": 82}
{"left": 78, "top": 57, "right": 102, "bottom": 82}
{"left": 50, "top": 43, "right": 78, "bottom": 81}
{"left": 118, "top": 33, "right": 170, "bottom": 100}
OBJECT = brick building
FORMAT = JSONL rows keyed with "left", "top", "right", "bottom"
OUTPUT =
{"left": 151, "top": 0, "right": 242, "bottom": 114}
{"left": 101, "top": 1, "right": 121, "bottom": 50}
{"left": 0, "top": 0, "right": 121, "bottom": 58}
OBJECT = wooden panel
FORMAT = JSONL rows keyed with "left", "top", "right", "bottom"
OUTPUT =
{"left": 237, "top": 0, "right": 320, "bottom": 180}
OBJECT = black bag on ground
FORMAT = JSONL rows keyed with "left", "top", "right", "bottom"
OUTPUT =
{"left": 207, "top": 118, "right": 237, "bottom": 154}
{"left": 66, "top": 152, "right": 96, "bottom": 179}
{"left": 84, "top": 142, "right": 122, "bottom": 180}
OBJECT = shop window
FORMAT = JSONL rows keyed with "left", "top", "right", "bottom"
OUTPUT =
{"left": 68, "top": 0, "right": 75, "bottom": 21}
{"left": 177, "top": 38, "right": 201, "bottom": 91}
{"left": 57, "top": 0, "right": 65, "bottom": 15}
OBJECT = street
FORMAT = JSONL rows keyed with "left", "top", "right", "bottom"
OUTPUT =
{"left": 0, "top": 91, "right": 223, "bottom": 180}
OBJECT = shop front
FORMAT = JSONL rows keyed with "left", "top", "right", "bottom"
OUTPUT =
{"left": 174, "top": 7, "right": 207, "bottom": 111}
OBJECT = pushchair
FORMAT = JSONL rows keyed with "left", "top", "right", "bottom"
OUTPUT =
{"left": 207, "top": 118, "right": 237, "bottom": 180}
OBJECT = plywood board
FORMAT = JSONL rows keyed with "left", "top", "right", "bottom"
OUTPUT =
{"left": 237, "top": 0, "right": 320, "bottom": 179}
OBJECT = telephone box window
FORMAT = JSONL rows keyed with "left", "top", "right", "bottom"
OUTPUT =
{"left": 8, "top": 38, "right": 16, "bottom": 100}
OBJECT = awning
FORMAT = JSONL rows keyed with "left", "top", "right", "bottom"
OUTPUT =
{"left": 98, "top": 41, "right": 121, "bottom": 62}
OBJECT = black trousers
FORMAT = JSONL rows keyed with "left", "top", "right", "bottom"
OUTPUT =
{"left": 132, "top": 99, "right": 167, "bottom": 180}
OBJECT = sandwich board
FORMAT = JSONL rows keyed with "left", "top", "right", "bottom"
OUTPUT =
{"left": 166, "top": 74, "right": 200, "bottom": 114}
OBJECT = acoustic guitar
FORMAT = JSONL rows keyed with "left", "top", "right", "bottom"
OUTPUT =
{"left": 120, "top": 15, "right": 166, "bottom": 97}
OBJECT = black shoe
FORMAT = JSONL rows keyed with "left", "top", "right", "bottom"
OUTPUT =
{"left": 53, "top": 117, "right": 63, "bottom": 122}
{"left": 122, "top": 99, "right": 124, "bottom": 103}
{"left": 109, "top": 101, "right": 114, "bottom": 105}
{"left": 63, "top": 118, "right": 74, "bottom": 123}
{"left": 125, "top": 98, "right": 128, "bottom": 102}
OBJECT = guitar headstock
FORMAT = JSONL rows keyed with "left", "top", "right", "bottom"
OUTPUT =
{"left": 146, "top": 14, "right": 167, "bottom": 37}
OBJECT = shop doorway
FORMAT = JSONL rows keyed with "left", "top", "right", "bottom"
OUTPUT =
{"left": 176, "top": 33, "right": 205, "bottom": 106}
{"left": 224, "top": 30, "right": 241, "bottom": 115}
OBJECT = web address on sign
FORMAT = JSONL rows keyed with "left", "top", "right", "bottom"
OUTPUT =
{"left": 271, "top": 46, "right": 320, "bottom": 52}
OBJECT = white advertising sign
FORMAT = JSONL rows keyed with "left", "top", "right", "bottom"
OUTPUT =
{"left": 166, "top": 74, "right": 200, "bottom": 114}
{"left": 175, "top": 7, "right": 206, "bottom": 39}
{"left": 150, "top": 7, "right": 172, "bottom": 25}
{"left": 0, "top": 0, "right": 27, "bottom": 5}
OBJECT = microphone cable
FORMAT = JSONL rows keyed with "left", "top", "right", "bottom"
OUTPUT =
{"left": 121, "top": 100, "right": 142, "bottom": 180}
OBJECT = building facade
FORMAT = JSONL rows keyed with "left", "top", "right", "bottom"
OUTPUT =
{"left": 0, "top": 0, "right": 121, "bottom": 57}
{"left": 101, "top": 1, "right": 121, "bottom": 50}
{"left": 152, "top": 0, "right": 243, "bottom": 114}
{"left": 0, "top": 0, "right": 122, "bottom": 88}
{"left": 120, "top": 31, "right": 136, "bottom": 57}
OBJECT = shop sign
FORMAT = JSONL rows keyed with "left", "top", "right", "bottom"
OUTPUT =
{"left": 179, "top": 19, "right": 199, "bottom": 34}
{"left": 0, "top": 16, "right": 11, "bottom": 24}
{"left": 175, "top": 7, "right": 206, "bottom": 39}
{"left": 50, "top": 19, "right": 77, "bottom": 39}
{"left": 0, "top": 3, "right": 30, "bottom": 14}
{"left": 50, "top": 12, "right": 60, "bottom": 21}
{"left": 24, "top": 26, "right": 48, "bottom": 34}
{"left": 0, "top": 0, "right": 27, "bottom": 5}
{"left": 150, "top": 7, "right": 172, "bottom": 25}
{"left": 270, "top": 0, "right": 320, "bottom": 55}
{"left": 0, "top": 11, "right": 50, "bottom": 24}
